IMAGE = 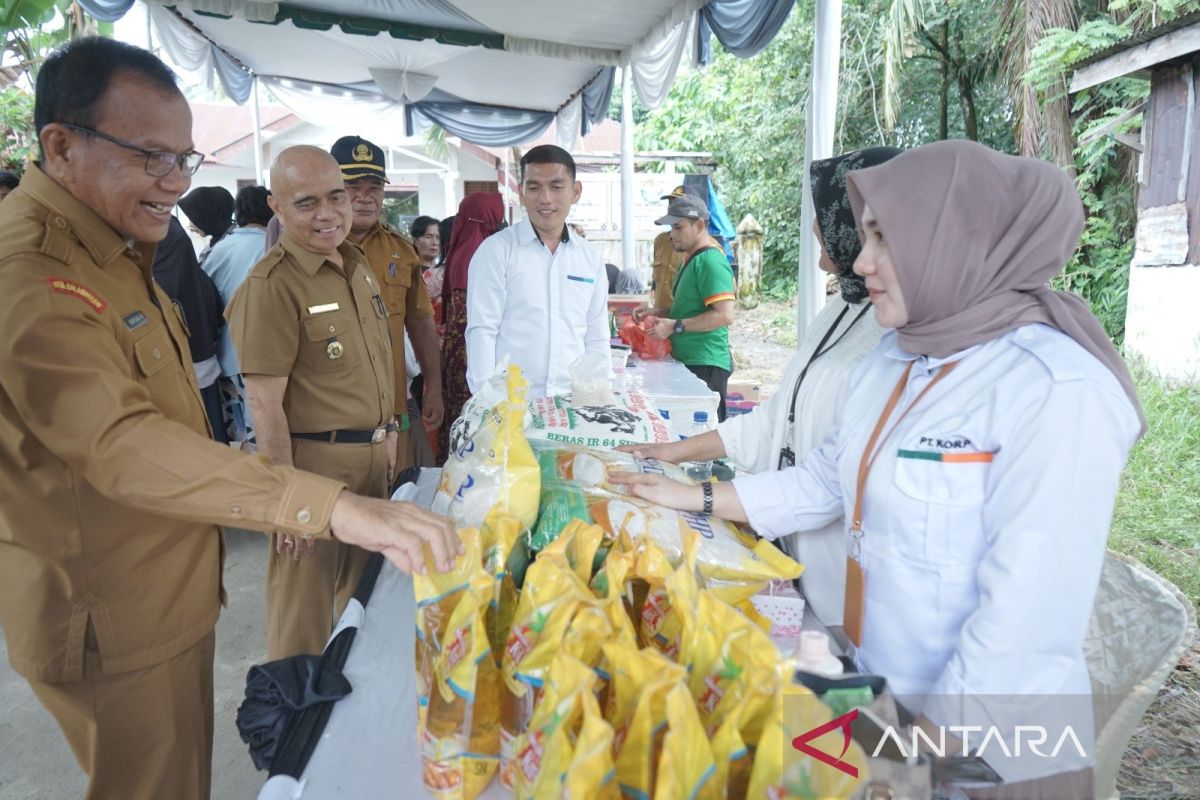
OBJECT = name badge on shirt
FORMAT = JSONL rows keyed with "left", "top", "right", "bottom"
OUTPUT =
{"left": 307, "top": 302, "right": 340, "bottom": 315}
{"left": 566, "top": 275, "right": 594, "bottom": 284}
{"left": 122, "top": 310, "right": 148, "bottom": 330}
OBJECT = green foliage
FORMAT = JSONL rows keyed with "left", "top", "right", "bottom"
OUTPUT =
{"left": 0, "top": 86, "right": 33, "bottom": 171}
{"left": 1109, "top": 362, "right": 1200, "bottom": 609}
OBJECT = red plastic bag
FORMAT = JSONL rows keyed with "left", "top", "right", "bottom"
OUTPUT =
{"left": 620, "top": 318, "right": 672, "bottom": 361}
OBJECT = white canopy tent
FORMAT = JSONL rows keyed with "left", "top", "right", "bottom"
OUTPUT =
{"left": 92, "top": 0, "right": 840, "bottom": 333}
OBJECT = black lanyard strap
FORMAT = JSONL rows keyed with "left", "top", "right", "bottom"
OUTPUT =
{"left": 785, "top": 302, "right": 872, "bottom": 425}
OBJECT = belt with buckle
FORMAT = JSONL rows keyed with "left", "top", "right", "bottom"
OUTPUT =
{"left": 292, "top": 425, "right": 388, "bottom": 445}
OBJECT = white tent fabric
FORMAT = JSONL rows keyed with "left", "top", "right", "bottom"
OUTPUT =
{"left": 260, "top": 77, "right": 409, "bottom": 132}
{"left": 629, "top": 13, "right": 699, "bottom": 110}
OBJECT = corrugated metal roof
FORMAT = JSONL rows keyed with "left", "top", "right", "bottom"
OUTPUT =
{"left": 1070, "top": 9, "right": 1200, "bottom": 71}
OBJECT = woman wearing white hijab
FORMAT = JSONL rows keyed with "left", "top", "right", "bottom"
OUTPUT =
{"left": 614, "top": 140, "right": 1143, "bottom": 797}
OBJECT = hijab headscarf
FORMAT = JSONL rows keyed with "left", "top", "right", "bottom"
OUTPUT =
{"left": 179, "top": 186, "right": 236, "bottom": 243}
{"left": 845, "top": 139, "right": 1144, "bottom": 431}
{"left": 810, "top": 146, "right": 903, "bottom": 303}
{"left": 445, "top": 193, "right": 504, "bottom": 292}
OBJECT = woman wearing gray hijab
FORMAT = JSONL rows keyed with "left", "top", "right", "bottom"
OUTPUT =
{"left": 615, "top": 140, "right": 1143, "bottom": 797}
{"left": 621, "top": 146, "right": 901, "bottom": 626}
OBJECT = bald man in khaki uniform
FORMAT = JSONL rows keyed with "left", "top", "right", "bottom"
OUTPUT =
{"left": 228, "top": 146, "right": 399, "bottom": 660}
{"left": 331, "top": 135, "right": 444, "bottom": 468}
{"left": 0, "top": 38, "right": 457, "bottom": 800}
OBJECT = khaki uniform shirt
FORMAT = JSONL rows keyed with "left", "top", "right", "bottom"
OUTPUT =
{"left": 357, "top": 223, "right": 433, "bottom": 414}
{"left": 227, "top": 237, "right": 394, "bottom": 432}
{"left": 651, "top": 231, "right": 684, "bottom": 310}
{"left": 0, "top": 167, "right": 345, "bottom": 683}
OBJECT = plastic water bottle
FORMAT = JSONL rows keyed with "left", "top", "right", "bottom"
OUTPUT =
{"left": 684, "top": 411, "right": 713, "bottom": 482}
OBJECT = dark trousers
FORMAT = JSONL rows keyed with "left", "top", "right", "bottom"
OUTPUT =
{"left": 684, "top": 363, "right": 731, "bottom": 422}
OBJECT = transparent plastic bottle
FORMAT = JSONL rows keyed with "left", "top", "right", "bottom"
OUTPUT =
{"left": 684, "top": 410, "right": 713, "bottom": 482}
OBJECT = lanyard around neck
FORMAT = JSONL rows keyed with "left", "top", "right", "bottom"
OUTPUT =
{"left": 850, "top": 359, "right": 961, "bottom": 536}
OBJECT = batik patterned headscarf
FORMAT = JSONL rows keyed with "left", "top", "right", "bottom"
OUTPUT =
{"left": 810, "top": 146, "right": 903, "bottom": 303}
{"left": 845, "top": 139, "right": 1144, "bottom": 433}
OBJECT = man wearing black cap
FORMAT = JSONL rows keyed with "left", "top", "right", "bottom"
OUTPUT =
{"left": 650, "top": 185, "right": 686, "bottom": 309}
{"left": 634, "top": 193, "right": 737, "bottom": 419}
{"left": 330, "top": 135, "right": 443, "bottom": 470}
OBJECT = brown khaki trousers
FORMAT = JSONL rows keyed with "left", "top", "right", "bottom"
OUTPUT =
{"left": 265, "top": 437, "right": 390, "bottom": 660}
{"left": 29, "top": 628, "right": 216, "bottom": 800}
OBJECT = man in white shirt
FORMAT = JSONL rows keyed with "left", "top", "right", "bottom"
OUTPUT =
{"left": 465, "top": 145, "right": 608, "bottom": 396}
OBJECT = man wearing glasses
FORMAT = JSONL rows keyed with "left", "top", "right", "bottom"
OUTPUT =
{"left": 0, "top": 37, "right": 458, "bottom": 799}
{"left": 330, "top": 135, "right": 444, "bottom": 470}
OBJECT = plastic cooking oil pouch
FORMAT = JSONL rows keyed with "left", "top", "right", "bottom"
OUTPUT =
{"left": 654, "top": 682, "right": 721, "bottom": 800}
{"left": 590, "top": 495, "right": 802, "bottom": 604}
{"left": 414, "top": 530, "right": 499, "bottom": 800}
{"left": 710, "top": 667, "right": 777, "bottom": 800}
{"left": 434, "top": 365, "right": 540, "bottom": 530}
{"left": 538, "top": 518, "right": 604, "bottom": 585}
{"left": 562, "top": 690, "right": 619, "bottom": 800}
{"left": 642, "top": 529, "right": 701, "bottom": 661}
{"left": 687, "top": 591, "right": 780, "bottom": 732}
{"left": 614, "top": 656, "right": 688, "bottom": 799}
{"left": 513, "top": 652, "right": 596, "bottom": 799}
{"left": 480, "top": 512, "right": 523, "bottom": 661}
{"left": 415, "top": 528, "right": 483, "bottom": 722}
{"left": 499, "top": 555, "right": 592, "bottom": 789}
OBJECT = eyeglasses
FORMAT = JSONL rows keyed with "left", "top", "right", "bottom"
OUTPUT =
{"left": 60, "top": 123, "right": 204, "bottom": 177}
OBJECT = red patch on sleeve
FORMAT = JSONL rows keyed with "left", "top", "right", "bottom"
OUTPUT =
{"left": 46, "top": 277, "right": 107, "bottom": 313}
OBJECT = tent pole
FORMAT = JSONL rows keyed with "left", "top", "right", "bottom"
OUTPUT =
{"left": 251, "top": 75, "right": 265, "bottom": 186}
{"left": 797, "top": 0, "right": 842, "bottom": 340}
{"left": 620, "top": 64, "right": 636, "bottom": 273}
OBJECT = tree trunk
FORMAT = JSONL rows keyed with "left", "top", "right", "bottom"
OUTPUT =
{"left": 939, "top": 22, "right": 949, "bottom": 139}
{"left": 958, "top": 74, "right": 978, "bottom": 141}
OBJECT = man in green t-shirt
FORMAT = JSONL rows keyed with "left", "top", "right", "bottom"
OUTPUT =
{"left": 632, "top": 194, "right": 737, "bottom": 420}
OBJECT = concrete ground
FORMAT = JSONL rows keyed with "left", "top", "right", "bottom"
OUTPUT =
{"left": 0, "top": 529, "right": 269, "bottom": 799}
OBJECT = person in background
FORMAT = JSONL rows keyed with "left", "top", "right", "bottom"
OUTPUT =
{"left": 614, "top": 140, "right": 1145, "bottom": 798}
{"left": 227, "top": 146, "right": 405, "bottom": 660}
{"left": 615, "top": 265, "right": 644, "bottom": 294}
{"left": 620, "top": 147, "right": 902, "bottom": 625}
{"left": 634, "top": 193, "right": 737, "bottom": 420}
{"left": 152, "top": 214, "right": 227, "bottom": 443}
{"left": 0, "top": 170, "right": 19, "bottom": 201}
{"left": 202, "top": 184, "right": 272, "bottom": 447}
{"left": 466, "top": 145, "right": 608, "bottom": 397}
{"left": 649, "top": 185, "right": 686, "bottom": 308}
{"left": 440, "top": 192, "right": 504, "bottom": 457}
{"left": 406, "top": 214, "right": 443, "bottom": 466}
{"left": 330, "top": 135, "right": 443, "bottom": 482}
{"left": 605, "top": 261, "right": 620, "bottom": 294}
{"left": 437, "top": 215, "right": 454, "bottom": 266}
{"left": 178, "top": 184, "right": 235, "bottom": 262}
{"left": 0, "top": 37, "right": 457, "bottom": 800}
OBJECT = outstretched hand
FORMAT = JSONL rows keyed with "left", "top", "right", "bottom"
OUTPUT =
{"left": 330, "top": 492, "right": 462, "bottom": 575}
{"left": 607, "top": 471, "right": 702, "bottom": 512}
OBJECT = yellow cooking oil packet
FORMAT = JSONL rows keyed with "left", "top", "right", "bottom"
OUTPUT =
{"left": 499, "top": 554, "right": 592, "bottom": 789}
{"left": 480, "top": 512, "right": 523, "bottom": 663}
{"left": 415, "top": 529, "right": 499, "bottom": 800}
{"left": 654, "top": 681, "right": 721, "bottom": 800}
{"left": 539, "top": 518, "right": 604, "bottom": 585}
{"left": 710, "top": 667, "right": 778, "bottom": 800}
{"left": 513, "top": 653, "right": 596, "bottom": 799}
{"left": 642, "top": 529, "right": 701, "bottom": 661}
{"left": 563, "top": 690, "right": 619, "bottom": 800}
{"left": 614, "top": 664, "right": 687, "bottom": 799}
{"left": 603, "top": 643, "right": 684, "bottom": 753}
{"left": 688, "top": 591, "right": 780, "bottom": 731}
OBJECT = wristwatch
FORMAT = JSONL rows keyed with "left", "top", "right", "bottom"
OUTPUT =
{"left": 385, "top": 418, "right": 400, "bottom": 434}
{"left": 673, "top": 318, "right": 686, "bottom": 335}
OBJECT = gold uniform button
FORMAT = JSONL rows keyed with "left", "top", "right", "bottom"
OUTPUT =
{"left": 53, "top": 216, "right": 67, "bottom": 229}
{"left": 229, "top": 505, "right": 242, "bottom": 517}
{"left": 297, "top": 508, "right": 312, "bottom": 524}
{"left": 328, "top": 324, "right": 336, "bottom": 333}
{"left": 152, "top": 347, "right": 162, "bottom": 359}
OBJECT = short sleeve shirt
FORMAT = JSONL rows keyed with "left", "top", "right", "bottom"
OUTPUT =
{"left": 226, "top": 236, "right": 394, "bottom": 432}
{"left": 668, "top": 245, "right": 736, "bottom": 369}
{"left": 357, "top": 223, "right": 434, "bottom": 414}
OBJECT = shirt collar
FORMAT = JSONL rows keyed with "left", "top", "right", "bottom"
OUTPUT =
{"left": 280, "top": 234, "right": 362, "bottom": 278}
{"left": 19, "top": 164, "right": 142, "bottom": 269}
{"left": 517, "top": 217, "right": 570, "bottom": 248}
{"left": 881, "top": 330, "right": 984, "bottom": 370}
